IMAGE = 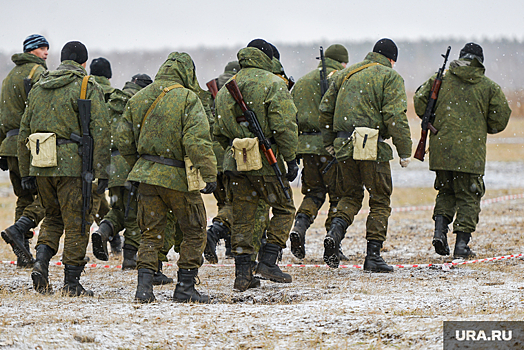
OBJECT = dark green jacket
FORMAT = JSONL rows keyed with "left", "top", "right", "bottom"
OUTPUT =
{"left": 18, "top": 60, "right": 110, "bottom": 179}
{"left": 93, "top": 75, "right": 115, "bottom": 102}
{"left": 319, "top": 52, "right": 412, "bottom": 162}
{"left": 214, "top": 47, "right": 298, "bottom": 176}
{"left": 0, "top": 53, "right": 47, "bottom": 157}
{"left": 414, "top": 58, "right": 511, "bottom": 174}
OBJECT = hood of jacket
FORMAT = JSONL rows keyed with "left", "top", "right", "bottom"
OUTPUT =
{"left": 448, "top": 58, "right": 485, "bottom": 84}
{"left": 11, "top": 52, "right": 47, "bottom": 70}
{"left": 155, "top": 52, "right": 202, "bottom": 92}
{"left": 37, "top": 60, "right": 86, "bottom": 90}
{"left": 238, "top": 47, "right": 273, "bottom": 72}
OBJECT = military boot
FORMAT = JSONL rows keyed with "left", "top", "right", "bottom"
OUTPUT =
{"left": 122, "top": 244, "right": 138, "bottom": 270}
{"left": 224, "top": 234, "right": 233, "bottom": 258}
{"left": 453, "top": 232, "right": 476, "bottom": 259}
{"left": 109, "top": 233, "right": 123, "bottom": 256}
{"left": 31, "top": 244, "right": 55, "bottom": 294}
{"left": 203, "top": 221, "right": 229, "bottom": 264}
{"left": 234, "top": 254, "right": 260, "bottom": 292}
{"left": 432, "top": 216, "right": 451, "bottom": 256}
{"left": 173, "top": 268, "right": 211, "bottom": 303}
{"left": 363, "top": 240, "right": 393, "bottom": 273}
{"left": 135, "top": 268, "right": 156, "bottom": 303}
{"left": 17, "top": 237, "right": 34, "bottom": 268}
{"left": 256, "top": 243, "right": 291, "bottom": 283}
{"left": 1, "top": 216, "right": 35, "bottom": 263}
{"left": 153, "top": 260, "right": 174, "bottom": 285}
{"left": 61, "top": 265, "right": 94, "bottom": 297}
{"left": 323, "top": 218, "right": 349, "bottom": 268}
{"left": 91, "top": 220, "right": 113, "bottom": 261}
{"left": 290, "top": 213, "right": 311, "bottom": 260}
{"left": 338, "top": 246, "right": 350, "bottom": 262}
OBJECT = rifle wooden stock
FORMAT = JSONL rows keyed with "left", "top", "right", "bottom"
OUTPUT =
{"left": 206, "top": 79, "right": 219, "bottom": 99}
{"left": 414, "top": 129, "right": 428, "bottom": 161}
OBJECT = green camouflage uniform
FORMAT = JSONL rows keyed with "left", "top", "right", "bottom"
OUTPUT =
{"left": 214, "top": 47, "right": 297, "bottom": 256}
{"left": 414, "top": 58, "right": 511, "bottom": 233}
{"left": 18, "top": 60, "right": 110, "bottom": 265}
{"left": 320, "top": 52, "right": 412, "bottom": 242}
{"left": 0, "top": 53, "right": 46, "bottom": 233}
{"left": 116, "top": 52, "right": 217, "bottom": 271}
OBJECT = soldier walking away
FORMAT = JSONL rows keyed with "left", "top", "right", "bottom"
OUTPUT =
{"left": 414, "top": 43, "right": 511, "bottom": 259}
{"left": 319, "top": 38, "right": 412, "bottom": 272}
{"left": 290, "top": 44, "right": 350, "bottom": 261}
{"left": 116, "top": 52, "right": 217, "bottom": 304}
{"left": 214, "top": 39, "right": 298, "bottom": 292}
{"left": 0, "top": 34, "right": 48, "bottom": 267}
{"left": 19, "top": 41, "right": 111, "bottom": 296}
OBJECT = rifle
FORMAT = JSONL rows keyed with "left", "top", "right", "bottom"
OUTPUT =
{"left": 414, "top": 46, "right": 451, "bottom": 162}
{"left": 206, "top": 79, "right": 219, "bottom": 99}
{"left": 23, "top": 78, "right": 32, "bottom": 97}
{"left": 316, "top": 46, "right": 329, "bottom": 97}
{"left": 124, "top": 182, "right": 137, "bottom": 219}
{"left": 225, "top": 79, "right": 291, "bottom": 201}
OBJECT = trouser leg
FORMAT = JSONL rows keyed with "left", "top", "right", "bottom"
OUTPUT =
{"left": 362, "top": 161, "right": 392, "bottom": 242}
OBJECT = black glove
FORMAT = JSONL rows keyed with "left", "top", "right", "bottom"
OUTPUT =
{"left": 21, "top": 176, "right": 37, "bottom": 191}
{"left": 286, "top": 159, "right": 299, "bottom": 182}
{"left": 0, "top": 158, "right": 8, "bottom": 171}
{"left": 200, "top": 181, "right": 217, "bottom": 194}
{"left": 97, "top": 179, "right": 109, "bottom": 194}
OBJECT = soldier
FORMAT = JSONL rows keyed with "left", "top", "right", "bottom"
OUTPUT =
{"left": 0, "top": 34, "right": 48, "bottom": 267}
{"left": 268, "top": 43, "right": 293, "bottom": 89}
{"left": 290, "top": 44, "right": 350, "bottom": 261}
{"left": 19, "top": 41, "right": 110, "bottom": 295}
{"left": 116, "top": 52, "right": 217, "bottom": 303}
{"left": 414, "top": 43, "right": 511, "bottom": 259}
{"left": 214, "top": 39, "right": 298, "bottom": 292}
{"left": 319, "top": 38, "right": 412, "bottom": 272}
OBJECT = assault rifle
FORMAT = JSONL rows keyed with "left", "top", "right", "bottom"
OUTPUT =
{"left": 414, "top": 46, "right": 451, "bottom": 161}
{"left": 225, "top": 79, "right": 291, "bottom": 201}
{"left": 206, "top": 79, "right": 219, "bottom": 99}
{"left": 317, "top": 46, "right": 329, "bottom": 97}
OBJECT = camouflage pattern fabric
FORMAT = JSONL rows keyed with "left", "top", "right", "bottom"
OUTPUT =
{"left": 93, "top": 75, "right": 115, "bottom": 102}
{"left": 104, "top": 186, "right": 141, "bottom": 248}
{"left": 251, "top": 200, "right": 270, "bottom": 260}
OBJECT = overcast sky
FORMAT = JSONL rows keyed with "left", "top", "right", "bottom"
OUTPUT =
{"left": 0, "top": 0, "right": 522, "bottom": 53}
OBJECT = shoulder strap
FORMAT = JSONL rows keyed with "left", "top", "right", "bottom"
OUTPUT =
{"left": 80, "top": 75, "right": 90, "bottom": 100}
{"left": 27, "top": 64, "right": 40, "bottom": 80}
{"left": 141, "top": 84, "right": 183, "bottom": 128}
{"left": 342, "top": 63, "right": 380, "bottom": 84}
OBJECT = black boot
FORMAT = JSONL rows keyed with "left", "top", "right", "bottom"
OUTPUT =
{"left": 31, "top": 244, "right": 55, "bottom": 294}
{"left": 233, "top": 254, "right": 260, "bottom": 291}
{"left": 135, "top": 268, "right": 156, "bottom": 303}
{"left": 91, "top": 220, "right": 113, "bottom": 261}
{"left": 256, "top": 243, "right": 291, "bottom": 283}
{"left": 173, "top": 268, "right": 211, "bottom": 303}
{"left": 432, "top": 216, "right": 451, "bottom": 256}
{"left": 338, "top": 246, "right": 350, "bottom": 262}
{"left": 122, "top": 244, "right": 138, "bottom": 270}
{"left": 364, "top": 240, "right": 393, "bottom": 273}
{"left": 61, "top": 265, "right": 94, "bottom": 296}
{"left": 323, "top": 218, "right": 349, "bottom": 268}
{"left": 153, "top": 260, "right": 174, "bottom": 285}
{"left": 290, "top": 213, "right": 311, "bottom": 260}
{"left": 1, "top": 216, "right": 35, "bottom": 263}
{"left": 17, "top": 237, "right": 34, "bottom": 268}
{"left": 109, "top": 233, "right": 123, "bottom": 256}
{"left": 203, "top": 221, "right": 229, "bottom": 264}
{"left": 224, "top": 234, "right": 233, "bottom": 258}
{"left": 453, "top": 232, "right": 476, "bottom": 259}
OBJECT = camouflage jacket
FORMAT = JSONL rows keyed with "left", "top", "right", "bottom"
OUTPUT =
{"left": 93, "top": 75, "right": 115, "bottom": 102}
{"left": 18, "top": 60, "right": 110, "bottom": 178}
{"left": 414, "top": 58, "right": 511, "bottom": 175}
{"left": 214, "top": 47, "right": 298, "bottom": 176}
{"left": 116, "top": 52, "right": 217, "bottom": 192}
{"left": 107, "top": 81, "right": 142, "bottom": 188}
{"left": 292, "top": 57, "right": 345, "bottom": 155}
{"left": 0, "top": 53, "right": 47, "bottom": 157}
{"left": 320, "top": 52, "right": 412, "bottom": 162}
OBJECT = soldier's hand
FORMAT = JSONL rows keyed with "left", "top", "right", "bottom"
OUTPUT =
{"left": 286, "top": 159, "right": 299, "bottom": 182}
{"left": 200, "top": 181, "right": 217, "bottom": 194}
{"left": 400, "top": 158, "right": 410, "bottom": 168}
{"left": 21, "top": 176, "right": 37, "bottom": 191}
{"left": 0, "top": 158, "right": 8, "bottom": 171}
{"left": 325, "top": 146, "right": 335, "bottom": 157}
{"left": 97, "top": 179, "right": 109, "bottom": 194}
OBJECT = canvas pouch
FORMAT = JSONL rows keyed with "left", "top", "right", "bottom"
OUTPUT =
{"left": 184, "top": 155, "right": 206, "bottom": 191}
{"left": 352, "top": 127, "right": 379, "bottom": 161}
{"left": 232, "top": 137, "right": 263, "bottom": 171}
{"left": 26, "top": 132, "right": 57, "bottom": 167}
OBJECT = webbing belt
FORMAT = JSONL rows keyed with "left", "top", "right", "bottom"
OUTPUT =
{"left": 6, "top": 129, "right": 19, "bottom": 137}
{"left": 141, "top": 154, "right": 185, "bottom": 168}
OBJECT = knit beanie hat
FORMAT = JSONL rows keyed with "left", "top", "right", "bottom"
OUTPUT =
{"left": 459, "top": 42, "right": 484, "bottom": 63}
{"left": 325, "top": 44, "right": 349, "bottom": 63}
{"left": 247, "top": 39, "right": 273, "bottom": 60}
{"left": 373, "top": 38, "right": 398, "bottom": 62}
{"left": 60, "top": 41, "right": 88, "bottom": 64}
{"left": 90, "top": 57, "right": 112, "bottom": 79}
{"left": 23, "top": 34, "right": 49, "bottom": 52}
{"left": 131, "top": 73, "right": 153, "bottom": 88}
{"left": 224, "top": 61, "right": 240, "bottom": 73}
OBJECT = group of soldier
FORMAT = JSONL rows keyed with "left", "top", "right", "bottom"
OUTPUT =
{"left": 0, "top": 33, "right": 511, "bottom": 303}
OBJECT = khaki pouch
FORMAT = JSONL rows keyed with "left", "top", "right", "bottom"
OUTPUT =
{"left": 231, "top": 137, "right": 263, "bottom": 171}
{"left": 184, "top": 156, "right": 206, "bottom": 191}
{"left": 352, "top": 127, "right": 379, "bottom": 161}
{"left": 26, "top": 133, "right": 57, "bottom": 167}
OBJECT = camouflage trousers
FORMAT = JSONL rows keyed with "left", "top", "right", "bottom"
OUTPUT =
{"left": 35, "top": 176, "right": 96, "bottom": 266}
{"left": 6, "top": 156, "right": 44, "bottom": 237}
{"left": 92, "top": 187, "right": 110, "bottom": 226}
{"left": 136, "top": 183, "right": 206, "bottom": 271}
{"left": 228, "top": 173, "right": 295, "bottom": 256}
{"left": 103, "top": 186, "right": 141, "bottom": 249}
{"left": 297, "top": 154, "right": 341, "bottom": 230}
{"left": 433, "top": 170, "right": 485, "bottom": 234}
{"left": 334, "top": 158, "right": 392, "bottom": 242}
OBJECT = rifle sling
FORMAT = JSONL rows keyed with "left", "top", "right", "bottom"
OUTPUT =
{"left": 141, "top": 84, "right": 183, "bottom": 128}
{"left": 80, "top": 75, "right": 90, "bottom": 100}
{"left": 342, "top": 63, "right": 380, "bottom": 85}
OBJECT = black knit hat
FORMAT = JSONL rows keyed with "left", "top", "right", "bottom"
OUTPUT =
{"left": 268, "top": 43, "right": 280, "bottom": 60}
{"left": 459, "top": 42, "right": 484, "bottom": 63}
{"left": 247, "top": 39, "right": 273, "bottom": 60}
{"left": 90, "top": 57, "right": 112, "bottom": 79}
{"left": 23, "top": 34, "right": 49, "bottom": 52}
{"left": 60, "top": 41, "right": 88, "bottom": 64}
{"left": 131, "top": 73, "right": 153, "bottom": 88}
{"left": 373, "top": 38, "right": 398, "bottom": 62}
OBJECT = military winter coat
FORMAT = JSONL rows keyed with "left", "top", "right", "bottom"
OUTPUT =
{"left": 214, "top": 47, "right": 298, "bottom": 176}
{"left": 18, "top": 60, "right": 110, "bottom": 179}
{"left": 414, "top": 58, "right": 511, "bottom": 175}
{"left": 93, "top": 75, "right": 115, "bottom": 102}
{"left": 116, "top": 52, "right": 217, "bottom": 192}
{"left": 0, "top": 53, "right": 47, "bottom": 157}
{"left": 319, "top": 52, "right": 412, "bottom": 162}
{"left": 292, "top": 57, "right": 345, "bottom": 155}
